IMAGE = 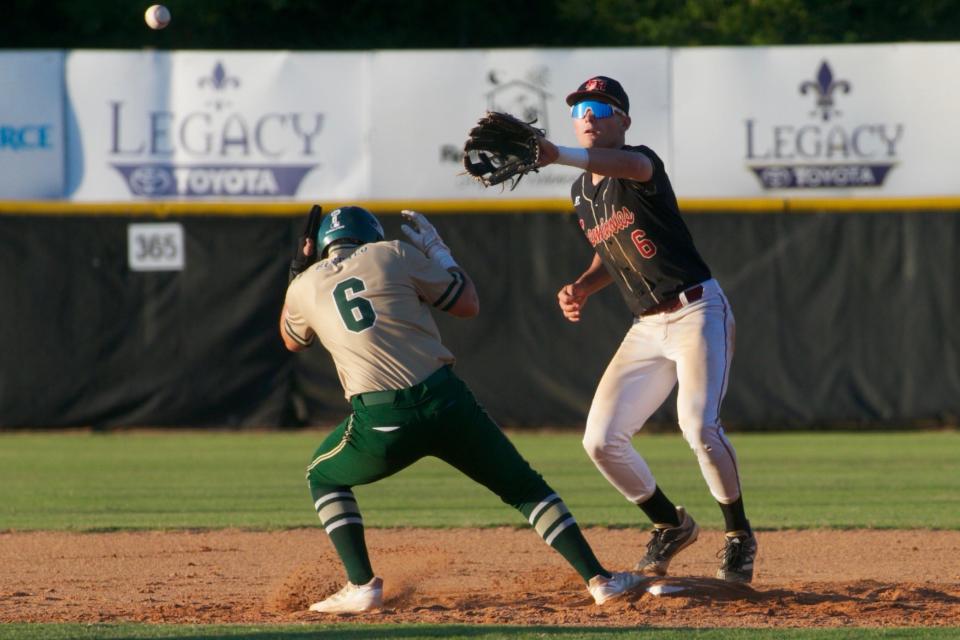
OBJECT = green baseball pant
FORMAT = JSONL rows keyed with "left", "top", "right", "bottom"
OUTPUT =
{"left": 306, "top": 365, "right": 607, "bottom": 585}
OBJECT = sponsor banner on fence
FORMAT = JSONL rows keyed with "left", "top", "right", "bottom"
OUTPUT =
{"left": 369, "top": 48, "right": 671, "bottom": 201}
{"left": 671, "top": 43, "right": 960, "bottom": 197}
{"left": 65, "top": 51, "right": 368, "bottom": 200}
{"left": 28, "top": 44, "right": 960, "bottom": 203}
{"left": 0, "top": 51, "right": 65, "bottom": 198}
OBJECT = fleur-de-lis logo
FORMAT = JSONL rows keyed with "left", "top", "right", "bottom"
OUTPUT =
{"left": 799, "top": 60, "right": 851, "bottom": 121}
{"left": 198, "top": 62, "right": 240, "bottom": 91}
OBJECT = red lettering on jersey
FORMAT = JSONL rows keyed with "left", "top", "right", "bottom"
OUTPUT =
{"left": 582, "top": 207, "right": 635, "bottom": 247}
{"left": 631, "top": 229, "right": 657, "bottom": 258}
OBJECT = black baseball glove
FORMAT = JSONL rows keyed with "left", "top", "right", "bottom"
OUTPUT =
{"left": 463, "top": 111, "right": 544, "bottom": 190}
{"left": 288, "top": 204, "right": 322, "bottom": 283}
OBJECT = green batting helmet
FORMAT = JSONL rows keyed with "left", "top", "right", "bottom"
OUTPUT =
{"left": 317, "top": 206, "right": 385, "bottom": 258}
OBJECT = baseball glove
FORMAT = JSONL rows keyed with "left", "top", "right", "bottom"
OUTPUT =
{"left": 288, "top": 204, "right": 322, "bottom": 283}
{"left": 463, "top": 111, "right": 544, "bottom": 190}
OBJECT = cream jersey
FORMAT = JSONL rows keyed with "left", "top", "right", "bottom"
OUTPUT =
{"left": 283, "top": 240, "right": 465, "bottom": 398}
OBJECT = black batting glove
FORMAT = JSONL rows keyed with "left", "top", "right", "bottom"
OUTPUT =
{"left": 288, "top": 204, "right": 322, "bottom": 283}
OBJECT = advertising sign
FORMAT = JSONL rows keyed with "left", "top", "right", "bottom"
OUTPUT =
{"left": 671, "top": 44, "right": 960, "bottom": 197}
{"left": 369, "top": 48, "right": 671, "bottom": 201}
{"left": 65, "top": 51, "right": 367, "bottom": 200}
{"left": 0, "top": 51, "right": 65, "bottom": 198}
{"left": 17, "top": 44, "right": 958, "bottom": 203}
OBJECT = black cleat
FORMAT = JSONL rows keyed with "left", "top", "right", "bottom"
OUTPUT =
{"left": 716, "top": 531, "right": 758, "bottom": 583}
{"left": 634, "top": 506, "right": 700, "bottom": 576}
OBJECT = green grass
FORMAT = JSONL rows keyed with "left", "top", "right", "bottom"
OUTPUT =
{"left": 0, "top": 430, "right": 957, "bottom": 531}
{"left": 0, "top": 625, "right": 957, "bottom": 640}
{"left": 2, "top": 432, "right": 958, "bottom": 638}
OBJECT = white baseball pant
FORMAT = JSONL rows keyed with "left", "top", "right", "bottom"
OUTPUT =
{"left": 582, "top": 278, "right": 742, "bottom": 505}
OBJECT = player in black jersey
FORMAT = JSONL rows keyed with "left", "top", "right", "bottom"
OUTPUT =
{"left": 536, "top": 76, "right": 758, "bottom": 583}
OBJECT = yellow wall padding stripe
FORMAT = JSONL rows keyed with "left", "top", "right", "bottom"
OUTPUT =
{"left": 676, "top": 197, "right": 960, "bottom": 212}
{"left": 0, "top": 199, "right": 565, "bottom": 216}
{"left": 2, "top": 197, "right": 960, "bottom": 217}
{"left": 783, "top": 197, "right": 960, "bottom": 212}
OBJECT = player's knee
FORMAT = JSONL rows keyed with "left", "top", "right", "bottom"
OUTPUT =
{"left": 581, "top": 431, "right": 605, "bottom": 461}
{"left": 679, "top": 418, "right": 708, "bottom": 449}
{"left": 582, "top": 430, "right": 629, "bottom": 463}
{"left": 679, "top": 418, "right": 721, "bottom": 454}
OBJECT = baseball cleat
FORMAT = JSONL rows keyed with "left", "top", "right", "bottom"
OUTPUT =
{"left": 308, "top": 576, "right": 383, "bottom": 613}
{"left": 587, "top": 571, "right": 644, "bottom": 605}
{"left": 634, "top": 506, "right": 700, "bottom": 576}
{"left": 716, "top": 531, "right": 758, "bottom": 583}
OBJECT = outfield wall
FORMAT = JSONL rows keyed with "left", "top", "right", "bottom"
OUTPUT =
{"left": 2, "top": 42, "right": 958, "bottom": 428}
{"left": 2, "top": 207, "right": 958, "bottom": 429}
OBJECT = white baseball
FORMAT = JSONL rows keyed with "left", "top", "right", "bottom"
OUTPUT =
{"left": 144, "top": 4, "right": 171, "bottom": 30}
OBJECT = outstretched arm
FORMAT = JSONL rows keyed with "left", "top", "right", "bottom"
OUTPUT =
{"left": 538, "top": 138, "right": 653, "bottom": 182}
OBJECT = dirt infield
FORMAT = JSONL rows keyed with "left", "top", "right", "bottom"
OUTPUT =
{"left": 2, "top": 528, "right": 959, "bottom": 628}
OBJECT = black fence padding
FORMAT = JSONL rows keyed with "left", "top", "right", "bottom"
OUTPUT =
{"left": 0, "top": 215, "right": 293, "bottom": 428}
{"left": 383, "top": 211, "right": 960, "bottom": 429}
{"left": 2, "top": 210, "right": 959, "bottom": 429}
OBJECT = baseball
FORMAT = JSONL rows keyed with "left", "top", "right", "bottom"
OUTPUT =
{"left": 144, "top": 4, "right": 171, "bottom": 30}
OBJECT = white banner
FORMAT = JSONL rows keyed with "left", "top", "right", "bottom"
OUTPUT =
{"left": 370, "top": 47, "right": 671, "bottom": 201}
{"left": 0, "top": 51, "right": 65, "bottom": 198}
{"left": 65, "top": 51, "right": 368, "bottom": 200}
{"left": 9, "top": 44, "right": 957, "bottom": 203}
{"left": 672, "top": 43, "right": 960, "bottom": 197}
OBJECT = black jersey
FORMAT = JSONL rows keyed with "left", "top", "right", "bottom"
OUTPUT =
{"left": 571, "top": 145, "right": 712, "bottom": 316}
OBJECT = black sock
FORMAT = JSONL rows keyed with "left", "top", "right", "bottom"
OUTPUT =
{"left": 637, "top": 486, "right": 680, "bottom": 527}
{"left": 719, "top": 496, "right": 751, "bottom": 535}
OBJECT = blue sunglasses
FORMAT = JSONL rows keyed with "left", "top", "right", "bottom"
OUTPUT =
{"left": 570, "top": 100, "right": 626, "bottom": 119}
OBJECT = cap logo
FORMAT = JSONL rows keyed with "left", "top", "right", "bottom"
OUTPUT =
{"left": 585, "top": 78, "right": 606, "bottom": 92}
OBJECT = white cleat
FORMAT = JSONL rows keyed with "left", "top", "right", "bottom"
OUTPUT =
{"left": 308, "top": 576, "right": 383, "bottom": 613}
{"left": 587, "top": 571, "right": 643, "bottom": 605}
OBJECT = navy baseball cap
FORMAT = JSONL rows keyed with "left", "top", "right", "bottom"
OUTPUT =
{"left": 565, "top": 76, "right": 630, "bottom": 114}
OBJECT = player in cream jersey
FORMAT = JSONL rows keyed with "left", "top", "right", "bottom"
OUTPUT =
{"left": 283, "top": 238, "right": 462, "bottom": 398}
{"left": 281, "top": 206, "right": 642, "bottom": 613}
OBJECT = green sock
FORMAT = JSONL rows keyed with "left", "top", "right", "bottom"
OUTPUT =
{"left": 521, "top": 492, "right": 608, "bottom": 582}
{"left": 327, "top": 523, "right": 374, "bottom": 585}
{"left": 311, "top": 486, "right": 374, "bottom": 585}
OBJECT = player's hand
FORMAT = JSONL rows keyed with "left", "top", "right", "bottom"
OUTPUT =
{"left": 289, "top": 204, "right": 322, "bottom": 283}
{"left": 401, "top": 210, "right": 452, "bottom": 260}
{"left": 537, "top": 137, "right": 559, "bottom": 167}
{"left": 558, "top": 283, "right": 588, "bottom": 322}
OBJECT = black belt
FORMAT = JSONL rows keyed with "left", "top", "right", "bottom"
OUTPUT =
{"left": 353, "top": 365, "right": 454, "bottom": 406}
{"left": 640, "top": 284, "right": 704, "bottom": 317}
